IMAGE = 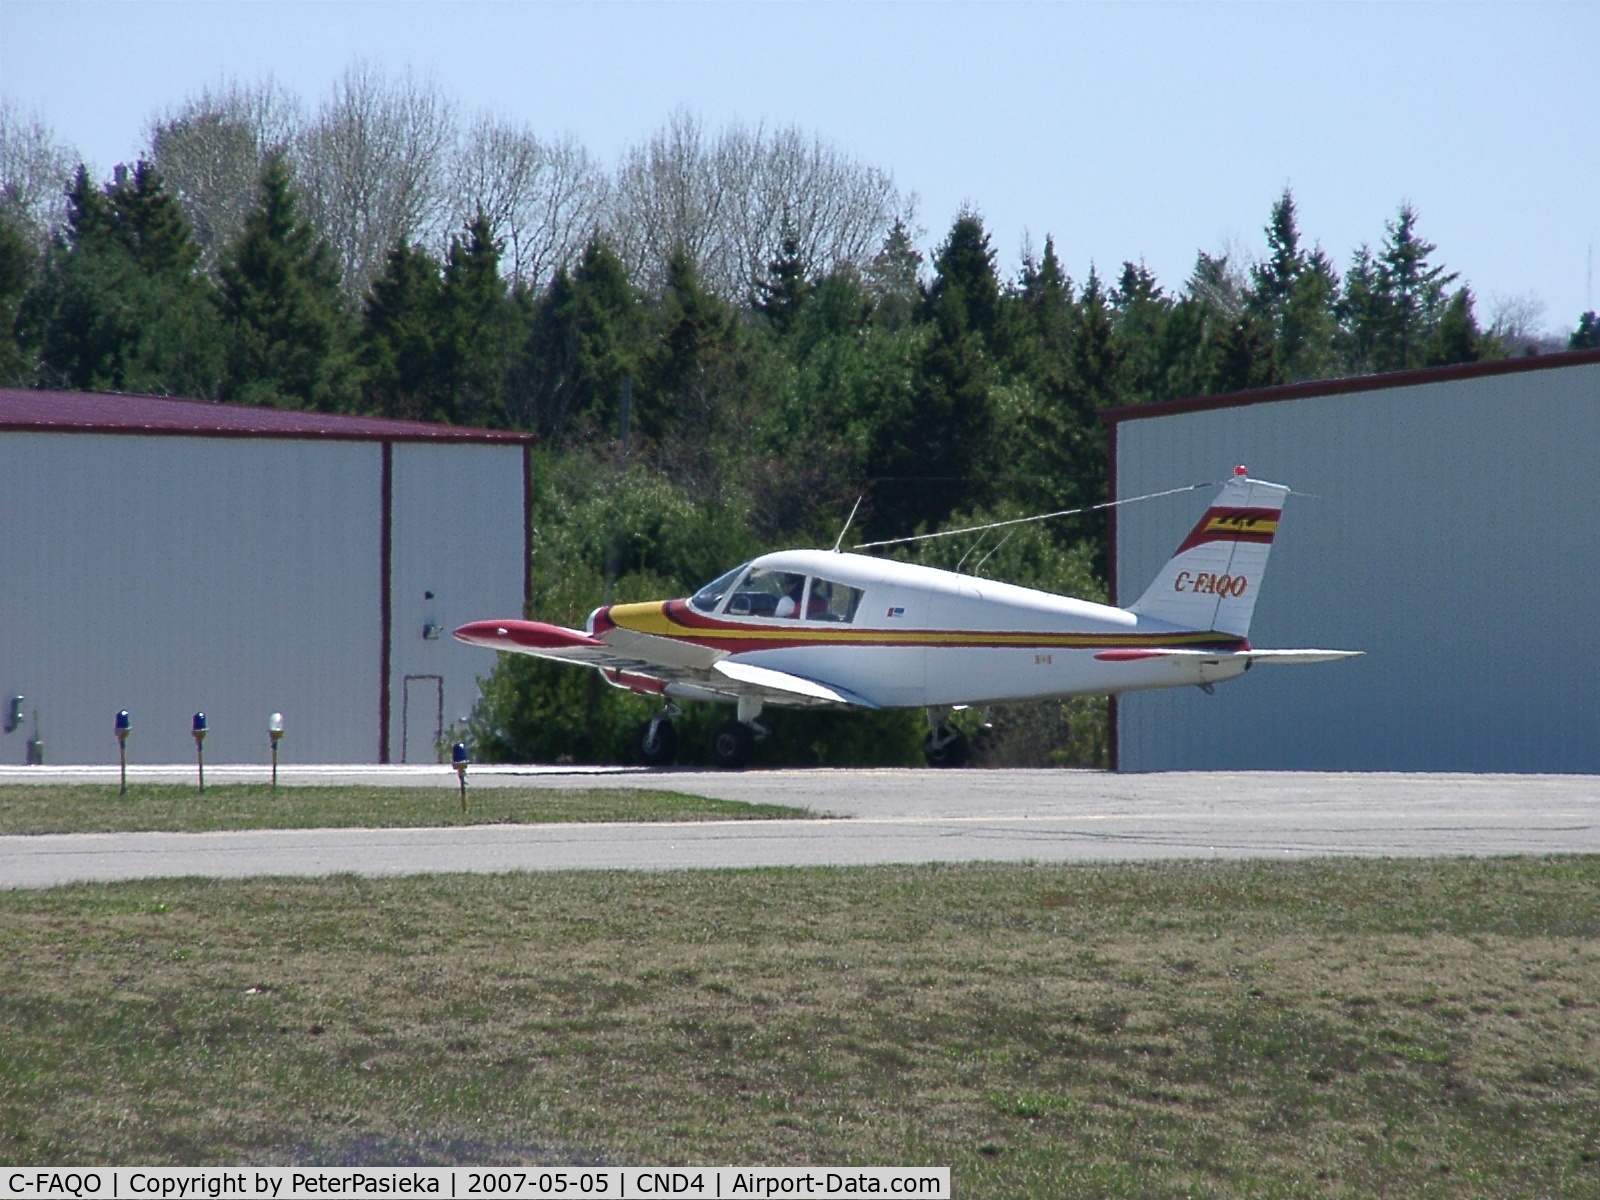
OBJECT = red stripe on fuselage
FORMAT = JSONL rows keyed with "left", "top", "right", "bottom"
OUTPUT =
{"left": 598, "top": 601, "right": 1248, "bottom": 654}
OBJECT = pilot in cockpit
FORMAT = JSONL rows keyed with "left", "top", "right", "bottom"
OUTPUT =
{"left": 773, "top": 576, "right": 805, "bottom": 618}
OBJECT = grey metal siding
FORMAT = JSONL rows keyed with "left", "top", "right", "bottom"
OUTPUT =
{"left": 387, "top": 443, "right": 525, "bottom": 763}
{"left": 1115, "top": 361, "right": 1600, "bottom": 772}
{"left": 0, "top": 434, "right": 381, "bottom": 765}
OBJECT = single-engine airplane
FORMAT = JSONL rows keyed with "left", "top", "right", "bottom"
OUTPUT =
{"left": 455, "top": 467, "right": 1360, "bottom": 768}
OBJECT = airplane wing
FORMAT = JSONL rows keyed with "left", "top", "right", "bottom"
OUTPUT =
{"left": 1095, "top": 648, "right": 1362, "bottom": 665}
{"left": 454, "top": 620, "right": 877, "bottom": 709}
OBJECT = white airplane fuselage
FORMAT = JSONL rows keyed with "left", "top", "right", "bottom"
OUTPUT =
{"left": 590, "top": 549, "right": 1252, "bottom": 710}
{"left": 454, "top": 471, "right": 1357, "bottom": 752}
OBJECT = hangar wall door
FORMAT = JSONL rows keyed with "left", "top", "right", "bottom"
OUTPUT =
{"left": 402, "top": 675, "right": 443, "bottom": 763}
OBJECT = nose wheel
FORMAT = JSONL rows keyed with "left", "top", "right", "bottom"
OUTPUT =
{"left": 636, "top": 709, "right": 680, "bottom": 766}
{"left": 922, "top": 708, "right": 970, "bottom": 767}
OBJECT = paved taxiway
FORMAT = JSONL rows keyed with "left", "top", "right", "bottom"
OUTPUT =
{"left": 2, "top": 767, "right": 1596, "bottom": 888}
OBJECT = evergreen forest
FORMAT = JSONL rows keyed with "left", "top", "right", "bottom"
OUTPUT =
{"left": 4, "top": 80, "right": 1596, "bottom": 767}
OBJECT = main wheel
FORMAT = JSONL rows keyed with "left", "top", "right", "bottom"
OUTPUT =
{"left": 636, "top": 717, "right": 678, "bottom": 766}
{"left": 922, "top": 727, "right": 970, "bottom": 768}
{"left": 709, "top": 720, "right": 755, "bottom": 770}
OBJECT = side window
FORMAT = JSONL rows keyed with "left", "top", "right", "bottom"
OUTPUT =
{"left": 805, "top": 577, "right": 864, "bottom": 623}
{"left": 690, "top": 564, "right": 747, "bottom": 614}
{"left": 726, "top": 567, "right": 807, "bottom": 618}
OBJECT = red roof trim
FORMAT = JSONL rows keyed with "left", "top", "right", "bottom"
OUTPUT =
{"left": 1099, "top": 347, "right": 1600, "bottom": 426}
{"left": 0, "top": 388, "right": 537, "bottom": 444}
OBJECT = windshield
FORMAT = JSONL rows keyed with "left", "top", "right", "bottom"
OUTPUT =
{"left": 689, "top": 564, "right": 748, "bottom": 614}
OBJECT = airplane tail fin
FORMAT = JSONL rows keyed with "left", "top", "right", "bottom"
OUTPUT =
{"left": 1128, "top": 468, "right": 1290, "bottom": 637}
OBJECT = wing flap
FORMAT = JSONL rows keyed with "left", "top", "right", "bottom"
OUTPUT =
{"left": 711, "top": 660, "right": 880, "bottom": 709}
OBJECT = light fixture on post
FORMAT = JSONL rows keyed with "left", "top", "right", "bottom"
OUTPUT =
{"left": 114, "top": 710, "right": 131, "bottom": 795}
{"left": 192, "top": 712, "right": 207, "bottom": 793}
{"left": 452, "top": 741, "right": 469, "bottom": 812}
{"left": 269, "top": 712, "right": 284, "bottom": 790}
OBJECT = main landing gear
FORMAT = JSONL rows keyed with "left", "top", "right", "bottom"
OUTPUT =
{"left": 635, "top": 697, "right": 766, "bottom": 770}
{"left": 922, "top": 708, "right": 970, "bottom": 768}
{"left": 708, "top": 720, "right": 755, "bottom": 770}
{"left": 710, "top": 695, "right": 766, "bottom": 770}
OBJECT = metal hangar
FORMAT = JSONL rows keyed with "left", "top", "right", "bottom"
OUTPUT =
{"left": 0, "top": 390, "right": 533, "bottom": 765}
{"left": 1104, "top": 347, "right": 1600, "bottom": 773}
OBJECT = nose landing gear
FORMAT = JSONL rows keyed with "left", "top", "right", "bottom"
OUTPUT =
{"left": 922, "top": 708, "right": 970, "bottom": 768}
{"left": 636, "top": 704, "right": 681, "bottom": 767}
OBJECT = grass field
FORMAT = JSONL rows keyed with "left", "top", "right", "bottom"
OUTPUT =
{"left": 3, "top": 858, "right": 1597, "bottom": 1196}
{"left": 0, "top": 784, "right": 811, "bottom": 835}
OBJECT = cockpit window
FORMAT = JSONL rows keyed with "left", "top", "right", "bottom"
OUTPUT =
{"left": 726, "top": 567, "right": 807, "bottom": 618}
{"left": 689, "top": 564, "right": 747, "bottom": 614}
{"left": 805, "top": 577, "right": 864, "bottom": 623}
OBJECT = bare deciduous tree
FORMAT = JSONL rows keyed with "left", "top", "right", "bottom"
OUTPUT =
{"left": 716, "top": 123, "right": 902, "bottom": 302}
{"left": 0, "top": 98, "right": 80, "bottom": 244}
{"left": 1488, "top": 291, "right": 1549, "bottom": 351}
{"left": 450, "top": 116, "right": 605, "bottom": 290}
{"left": 606, "top": 110, "right": 728, "bottom": 294}
{"left": 147, "top": 79, "right": 303, "bottom": 273}
{"left": 606, "top": 112, "right": 903, "bottom": 300}
{"left": 294, "top": 62, "right": 456, "bottom": 300}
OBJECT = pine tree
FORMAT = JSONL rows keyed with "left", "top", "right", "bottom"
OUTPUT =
{"left": 1426, "top": 286, "right": 1484, "bottom": 366}
{"left": 1570, "top": 311, "right": 1599, "bottom": 350}
{"left": 514, "top": 236, "right": 643, "bottom": 442}
{"left": 1111, "top": 260, "right": 1169, "bottom": 401}
{"left": 24, "top": 162, "right": 223, "bottom": 395}
{"left": 0, "top": 209, "right": 34, "bottom": 384}
{"left": 1070, "top": 266, "right": 1125, "bottom": 412}
{"left": 754, "top": 223, "right": 811, "bottom": 334}
{"left": 1018, "top": 237, "right": 1073, "bottom": 367}
{"left": 217, "top": 155, "right": 358, "bottom": 410}
{"left": 435, "top": 213, "right": 513, "bottom": 426}
{"left": 1248, "top": 190, "right": 1339, "bottom": 381}
{"left": 922, "top": 210, "right": 1001, "bottom": 348}
{"left": 866, "top": 214, "right": 1003, "bottom": 537}
{"left": 640, "top": 248, "right": 747, "bottom": 489}
{"left": 359, "top": 239, "right": 443, "bottom": 419}
{"left": 1338, "top": 244, "right": 1384, "bottom": 374}
{"left": 1371, "top": 204, "right": 1456, "bottom": 372}
{"left": 863, "top": 218, "right": 922, "bottom": 331}
{"left": 1003, "top": 239, "right": 1102, "bottom": 519}
{"left": 1207, "top": 311, "right": 1283, "bottom": 393}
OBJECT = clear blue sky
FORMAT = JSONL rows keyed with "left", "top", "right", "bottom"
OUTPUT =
{"left": 4, "top": 1, "right": 1595, "bottom": 330}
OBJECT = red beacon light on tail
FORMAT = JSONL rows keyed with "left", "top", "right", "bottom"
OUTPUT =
{"left": 1233, "top": 464, "right": 1248, "bottom": 476}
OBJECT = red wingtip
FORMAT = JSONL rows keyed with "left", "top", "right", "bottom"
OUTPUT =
{"left": 453, "top": 619, "right": 604, "bottom": 651}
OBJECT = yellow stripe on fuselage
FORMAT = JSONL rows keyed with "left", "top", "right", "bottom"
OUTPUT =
{"left": 604, "top": 602, "right": 1232, "bottom": 649}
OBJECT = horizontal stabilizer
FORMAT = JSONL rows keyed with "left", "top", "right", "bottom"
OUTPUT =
{"left": 712, "top": 660, "right": 880, "bottom": 709}
{"left": 1095, "top": 647, "right": 1362, "bottom": 665}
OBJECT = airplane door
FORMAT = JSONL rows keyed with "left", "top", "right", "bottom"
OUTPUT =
{"left": 402, "top": 674, "right": 443, "bottom": 763}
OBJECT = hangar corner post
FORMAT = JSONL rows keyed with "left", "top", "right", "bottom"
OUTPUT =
{"left": 379, "top": 440, "right": 394, "bottom": 763}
